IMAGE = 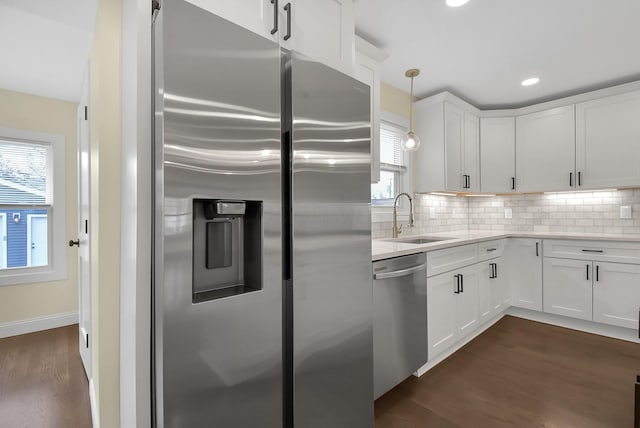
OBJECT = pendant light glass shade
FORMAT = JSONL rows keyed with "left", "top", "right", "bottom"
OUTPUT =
{"left": 400, "top": 131, "right": 421, "bottom": 151}
{"left": 403, "top": 69, "right": 421, "bottom": 152}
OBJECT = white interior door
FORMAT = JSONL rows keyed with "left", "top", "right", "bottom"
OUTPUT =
{"left": 77, "top": 72, "right": 92, "bottom": 378}
{"left": 27, "top": 214, "right": 48, "bottom": 267}
{"left": 0, "top": 214, "right": 6, "bottom": 269}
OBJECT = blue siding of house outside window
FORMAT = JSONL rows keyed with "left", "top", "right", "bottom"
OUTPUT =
{"left": 0, "top": 208, "right": 48, "bottom": 268}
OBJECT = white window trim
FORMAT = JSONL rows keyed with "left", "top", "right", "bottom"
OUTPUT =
{"left": 372, "top": 111, "right": 413, "bottom": 222}
{"left": 0, "top": 127, "right": 66, "bottom": 286}
{"left": 0, "top": 213, "right": 6, "bottom": 269}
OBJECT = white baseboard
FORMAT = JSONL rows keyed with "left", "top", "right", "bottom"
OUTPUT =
{"left": 507, "top": 307, "right": 640, "bottom": 344}
{"left": 414, "top": 310, "right": 507, "bottom": 377}
{"left": 90, "top": 378, "right": 99, "bottom": 428}
{"left": 0, "top": 311, "right": 78, "bottom": 339}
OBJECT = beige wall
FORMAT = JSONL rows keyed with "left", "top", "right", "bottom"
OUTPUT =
{"left": 0, "top": 88, "right": 78, "bottom": 324}
{"left": 89, "top": 0, "right": 122, "bottom": 425}
{"left": 381, "top": 81, "right": 411, "bottom": 118}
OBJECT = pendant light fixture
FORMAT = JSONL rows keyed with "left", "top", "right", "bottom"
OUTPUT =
{"left": 400, "top": 68, "right": 421, "bottom": 151}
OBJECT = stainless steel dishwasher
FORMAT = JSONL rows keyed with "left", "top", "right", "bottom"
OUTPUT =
{"left": 373, "top": 252, "right": 428, "bottom": 399}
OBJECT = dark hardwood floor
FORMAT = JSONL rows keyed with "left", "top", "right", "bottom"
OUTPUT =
{"left": 0, "top": 324, "right": 92, "bottom": 428}
{"left": 376, "top": 315, "right": 640, "bottom": 428}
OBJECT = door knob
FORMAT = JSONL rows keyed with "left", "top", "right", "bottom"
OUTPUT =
{"left": 69, "top": 239, "right": 80, "bottom": 247}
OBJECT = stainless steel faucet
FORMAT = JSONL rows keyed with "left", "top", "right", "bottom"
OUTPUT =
{"left": 392, "top": 192, "right": 414, "bottom": 238}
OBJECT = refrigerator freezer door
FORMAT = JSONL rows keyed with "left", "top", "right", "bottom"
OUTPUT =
{"left": 154, "top": 1, "right": 282, "bottom": 426}
{"left": 290, "top": 53, "right": 373, "bottom": 427}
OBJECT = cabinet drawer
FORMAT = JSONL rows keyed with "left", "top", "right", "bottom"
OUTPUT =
{"left": 543, "top": 239, "right": 640, "bottom": 264}
{"left": 478, "top": 239, "right": 507, "bottom": 262}
{"left": 427, "top": 244, "right": 478, "bottom": 277}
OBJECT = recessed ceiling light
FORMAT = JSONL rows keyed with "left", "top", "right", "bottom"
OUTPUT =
{"left": 521, "top": 77, "right": 540, "bottom": 87}
{"left": 446, "top": 0, "right": 470, "bottom": 7}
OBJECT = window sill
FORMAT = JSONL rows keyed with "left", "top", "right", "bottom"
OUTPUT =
{"left": 0, "top": 266, "right": 67, "bottom": 287}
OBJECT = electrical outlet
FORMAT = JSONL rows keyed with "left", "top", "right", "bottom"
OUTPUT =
{"left": 504, "top": 208, "right": 513, "bottom": 219}
{"left": 620, "top": 206, "right": 632, "bottom": 219}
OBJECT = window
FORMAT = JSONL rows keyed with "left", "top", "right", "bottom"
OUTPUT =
{"left": 371, "top": 120, "right": 408, "bottom": 206}
{"left": 0, "top": 127, "right": 66, "bottom": 286}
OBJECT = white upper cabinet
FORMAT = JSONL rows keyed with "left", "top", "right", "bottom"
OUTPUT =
{"left": 186, "top": 0, "right": 355, "bottom": 73}
{"left": 444, "top": 103, "right": 465, "bottom": 191}
{"left": 280, "top": 0, "right": 355, "bottom": 74}
{"left": 576, "top": 90, "right": 640, "bottom": 189}
{"left": 185, "top": 0, "right": 278, "bottom": 41}
{"left": 516, "top": 105, "right": 576, "bottom": 193}
{"left": 463, "top": 111, "right": 480, "bottom": 192}
{"left": 415, "top": 96, "right": 480, "bottom": 193}
{"left": 480, "top": 117, "right": 515, "bottom": 193}
{"left": 354, "top": 36, "right": 387, "bottom": 183}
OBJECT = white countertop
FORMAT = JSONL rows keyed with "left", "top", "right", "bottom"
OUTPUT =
{"left": 372, "top": 230, "right": 640, "bottom": 261}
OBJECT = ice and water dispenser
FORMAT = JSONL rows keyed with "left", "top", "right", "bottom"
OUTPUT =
{"left": 192, "top": 199, "right": 262, "bottom": 302}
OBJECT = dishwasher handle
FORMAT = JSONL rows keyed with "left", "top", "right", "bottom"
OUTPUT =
{"left": 374, "top": 263, "right": 426, "bottom": 280}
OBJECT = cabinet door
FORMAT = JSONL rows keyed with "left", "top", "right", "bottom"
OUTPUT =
{"left": 543, "top": 258, "right": 593, "bottom": 321}
{"left": 456, "top": 265, "right": 479, "bottom": 339}
{"left": 593, "top": 262, "right": 640, "bottom": 329}
{"left": 427, "top": 272, "right": 458, "bottom": 359}
{"left": 576, "top": 90, "right": 640, "bottom": 189}
{"left": 507, "top": 239, "right": 543, "bottom": 311}
{"left": 185, "top": 0, "right": 276, "bottom": 41}
{"left": 354, "top": 43, "right": 381, "bottom": 183}
{"left": 480, "top": 117, "right": 515, "bottom": 193}
{"left": 444, "top": 102, "right": 465, "bottom": 191}
{"left": 478, "top": 262, "right": 493, "bottom": 324}
{"left": 281, "top": 0, "right": 354, "bottom": 74}
{"left": 463, "top": 112, "right": 480, "bottom": 192}
{"left": 491, "top": 259, "right": 508, "bottom": 312}
{"left": 516, "top": 105, "right": 575, "bottom": 192}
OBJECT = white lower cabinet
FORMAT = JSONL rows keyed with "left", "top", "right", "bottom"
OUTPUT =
{"left": 507, "top": 239, "right": 543, "bottom": 311}
{"left": 479, "top": 258, "right": 508, "bottom": 325}
{"left": 456, "top": 264, "right": 480, "bottom": 338}
{"left": 543, "top": 258, "right": 593, "bottom": 321}
{"left": 543, "top": 256, "right": 640, "bottom": 329}
{"left": 592, "top": 262, "right": 640, "bottom": 329}
{"left": 427, "top": 264, "right": 479, "bottom": 360}
{"left": 427, "top": 271, "right": 459, "bottom": 359}
{"left": 423, "top": 238, "right": 640, "bottom": 367}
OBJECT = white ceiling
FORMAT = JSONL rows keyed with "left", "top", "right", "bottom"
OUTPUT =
{"left": 0, "top": 0, "right": 97, "bottom": 103}
{"left": 355, "top": 0, "right": 640, "bottom": 109}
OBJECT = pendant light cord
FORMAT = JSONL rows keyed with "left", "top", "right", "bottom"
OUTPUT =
{"left": 409, "top": 76, "right": 414, "bottom": 133}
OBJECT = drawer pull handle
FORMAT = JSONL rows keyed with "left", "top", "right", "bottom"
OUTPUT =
{"left": 582, "top": 249, "right": 604, "bottom": 253}
{"left": 486, "top": 248, "right": 497, "bottom": 252}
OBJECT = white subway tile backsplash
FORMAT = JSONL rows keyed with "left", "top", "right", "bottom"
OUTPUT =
{"left": 371, "top": 189, "right": 640, "bottom": 239}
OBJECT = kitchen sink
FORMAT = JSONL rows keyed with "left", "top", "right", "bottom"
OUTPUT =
{"left": 383, "top": 237, "right": 449, "bottom": 244}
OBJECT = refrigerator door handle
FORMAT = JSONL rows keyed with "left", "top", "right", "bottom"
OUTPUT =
{"left": 374, "top": 264, "right": 426, "bottom": 280}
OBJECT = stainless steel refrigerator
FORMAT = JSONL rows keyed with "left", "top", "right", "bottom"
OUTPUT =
{"left": 152, "top": 1, "right": 373, "bottom": 427}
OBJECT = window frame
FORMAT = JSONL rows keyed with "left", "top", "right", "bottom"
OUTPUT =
{"left": 0, "top": 126, "right": 66, "bottom": 286}
{"left": 372, "top": 111, "right": 413, "bottom": 218}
